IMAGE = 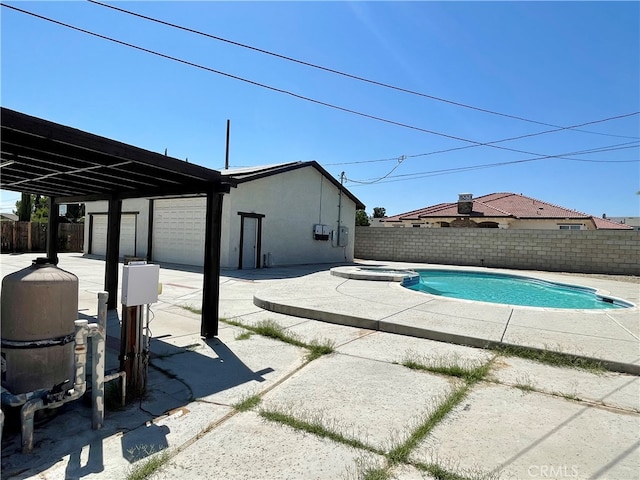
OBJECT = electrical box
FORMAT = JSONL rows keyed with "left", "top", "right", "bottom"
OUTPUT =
{"left": 122, "top": 263, "right": 160, "bottom": 306}
{"left": 339, "top": 226, "right": 349, "bottom": 247}
{"left": 332, "top": 226, "right": 349, "bottom": 247}
{"left": 313, "top": 224, "right": 330, "bottom": 241}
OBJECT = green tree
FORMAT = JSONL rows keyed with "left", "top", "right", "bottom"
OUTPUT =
{"left": 356, "top": 209, "right": 370, "bottom": 226}
{"left": 32, "top": 195, "right": 49, "bottom": 223}
{"left": 373, "top": 207, "right": 386, "bottom": 218}
{"left": 65, "top": 203, "right": 85, "bottom": 223}
{"left": 14, "top": 193, "right": 32, "bottom": 221}
{"left": 14, "top": 194, "right": 49, "bottom": 222}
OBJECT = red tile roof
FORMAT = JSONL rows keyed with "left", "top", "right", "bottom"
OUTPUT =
{"left": 383, "top": 192, "right": 633, "bottom": 230}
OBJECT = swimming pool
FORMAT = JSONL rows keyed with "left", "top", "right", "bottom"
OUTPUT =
{"left": 403, "top": 270, "right": 632, "bottom": 309}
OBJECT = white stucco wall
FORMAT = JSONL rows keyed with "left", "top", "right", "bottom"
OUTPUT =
{"left": 220, "top": 166, "right": 357, "bottom": 268}
{"left": 83, "top": 198, "right": 150, "bottom": 257}
{"left": 83, "top": 165, "right": 359, "bottom": 267}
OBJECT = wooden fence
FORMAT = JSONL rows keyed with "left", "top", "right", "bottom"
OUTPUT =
{"left": 0, "top": 222, "right": 84, "bottom": 253}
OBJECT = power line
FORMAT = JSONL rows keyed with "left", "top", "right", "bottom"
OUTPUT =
{"left": 345, "top": 142, "right": 640, "bottom": 185}
{"left": 87, "top": 0, "right": 640, "bottom": 140}
{"left": 323, "top": 118, "right": 640, "bottom": 167}
{"left": 6, "top": 1, "right": 639, "bottom": 184}
{"left": 10, "top": 2, "right": 635, "bottom": 161}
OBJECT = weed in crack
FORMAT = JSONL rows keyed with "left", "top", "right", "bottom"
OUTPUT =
{"left": 387, "top": 385, "right": 470, "bottom": 465}
{"left": 341, "top": 452, "right": 389, "bottom": 480}
{"left": 234, "top": 393, "right": 261, "bottom": 412}
{"left": 125, "top": 446, "right": 171, "bottom": 480}
{"left": 259, "top": 405, "right": 380, "bottom": 455}
{"left": 223, "top": 317, "right": 335, "bottom": 361}
{"left": 490, "top": 344, "right": 604, "bottom": 372}
{"left": 306, "top": 338, "right": 336, "bottom": 361}
{"left": 235, "top": 331, "right": 253, "bottom": 341}
{"left": 401, "top": 351, "right": 490, "bottom": 384}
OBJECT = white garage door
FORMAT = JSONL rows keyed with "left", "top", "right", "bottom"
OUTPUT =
{"left": 90, "top": 214, "right": 137, "bottom": 257}
{"left": 152, "top": 197, "right": 206, "bottom": 266}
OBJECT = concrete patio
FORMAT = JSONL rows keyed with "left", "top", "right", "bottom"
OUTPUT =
{"left": 1, "top": 253, "right": 638, "bottom": 480}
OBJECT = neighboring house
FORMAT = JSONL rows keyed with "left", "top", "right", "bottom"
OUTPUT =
{"left": 602, "top": 216, "right": 640, "bottom": 231}
{"left": 382, "top": 192, "right": 633, "bottom": 230}
{"left": 0, "top": 213, "right": 18, "bottom": 222}
{"left": 83, "top": 161, "right": 365, "bottom": 268}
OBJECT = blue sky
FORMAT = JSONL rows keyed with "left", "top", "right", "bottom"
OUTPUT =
{"left": 1, "top": 1, "right": 638, "bottom": 217}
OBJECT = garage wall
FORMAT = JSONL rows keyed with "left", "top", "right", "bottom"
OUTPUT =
{"left": 83, "top": 166, "right": 359, "bottom": 269}
{"left": 220, "top": 166, "right": 357, "bottom": 268}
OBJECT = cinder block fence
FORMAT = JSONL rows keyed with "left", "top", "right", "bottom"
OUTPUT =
{"left": 354, "top": 227, "right": 640, "bottom": 275}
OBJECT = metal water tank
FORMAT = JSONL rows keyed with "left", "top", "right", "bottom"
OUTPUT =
{"left": 1, "top": 258, "right": 78, "bottom": 395}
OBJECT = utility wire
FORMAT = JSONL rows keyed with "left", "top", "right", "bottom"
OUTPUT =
{"left": 346, "top": 142, "right": 640, "bottom": 185}
{"left": 4, "top": 3, "right": 638, "bottom": 163}
{"left": 88, "top": 0, "right": 640, "bottom": 140}
{"left": 323, "top": 118, "right": 640, "bottom": 167}
{"left": 349, "top": 143, "right": 639, "bottom": 184}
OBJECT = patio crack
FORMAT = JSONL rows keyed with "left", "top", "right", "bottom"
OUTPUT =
{"left": 500, "top": 308, "right": 514, "bottom": 342}
{"left": 378, "top": 301, "right": 434, "bottom": 321}
{"left": 605, "top": 313, "right": 640, "bottom": 341}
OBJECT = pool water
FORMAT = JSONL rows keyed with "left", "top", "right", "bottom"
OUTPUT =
{"left": 405, "top": 270, "right": 628, "bottom": 309}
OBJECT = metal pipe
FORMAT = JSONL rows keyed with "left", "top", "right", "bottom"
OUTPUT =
{"left": 1, "top": 386, "right": 49, "bottom": 408}
{"left": 20, "top": 398, "right": 44, "bottom": 453}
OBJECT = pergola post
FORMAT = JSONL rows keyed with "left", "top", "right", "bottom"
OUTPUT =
{"left": 201, "top": 189, "right": 224, "bottom": 338}
{"left": 105, "top": 197, "right": 122, "bottom": 310}
{"left": 46, "top": 197, "right": 59, "bottom": 265}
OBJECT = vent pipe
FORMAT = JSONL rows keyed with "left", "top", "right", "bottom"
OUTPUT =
{"left": 457, "top": 193, "right": 473, "bottom": 214}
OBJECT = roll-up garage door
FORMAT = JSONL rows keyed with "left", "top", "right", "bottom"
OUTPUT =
{"left": 90, "top": 214, "right": 137, "bottom": 257}
{"left": 152, "top": 197, "right": 206, "bottom": 266}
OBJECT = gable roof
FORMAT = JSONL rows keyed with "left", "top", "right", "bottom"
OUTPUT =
{"left": 221, "top": 161, "right": 365, "bottom": 210}
{"left": 384, "top": 192, "right": 632, "bottom": 230}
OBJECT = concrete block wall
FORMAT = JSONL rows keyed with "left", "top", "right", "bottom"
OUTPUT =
{"left": 354, "top": 227, "right": 640, "bottom": 275}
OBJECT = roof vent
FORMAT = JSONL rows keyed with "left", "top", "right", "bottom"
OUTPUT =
{"left": 457, "top": 193, "right": 473, "bottom": 214}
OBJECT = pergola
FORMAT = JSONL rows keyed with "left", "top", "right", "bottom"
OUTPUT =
{"left": 1, "top": 107, "right": 232, "bottom": 337}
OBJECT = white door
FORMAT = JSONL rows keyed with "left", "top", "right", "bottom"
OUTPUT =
{"left": 152, "top": 197, "right": 206, "bottom": 266}
{"left": 90, "top": 214, "right": 136, "bottom": 257}
{"left": 242, "top": 217, "right": 257, "bottom": 269}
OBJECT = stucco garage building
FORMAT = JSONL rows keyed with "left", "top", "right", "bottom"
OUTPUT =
{"left": 84, "top": 161, "right": 364, "bottom": 268}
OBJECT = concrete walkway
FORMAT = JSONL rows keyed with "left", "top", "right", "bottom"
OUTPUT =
{"left": 255, "top": 261, "right": 640, "bottom": 374}
{"left": 1, "top": 253, "right": 638, "bottom": 480}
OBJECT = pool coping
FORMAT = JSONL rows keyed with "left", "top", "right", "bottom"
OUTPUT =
{"left": 254, "top": 262, "right": 640, "bottom": 375}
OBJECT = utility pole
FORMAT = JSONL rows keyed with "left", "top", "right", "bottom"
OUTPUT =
{"left": 225, "top": 119, "right": 230, "bottom": 170}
